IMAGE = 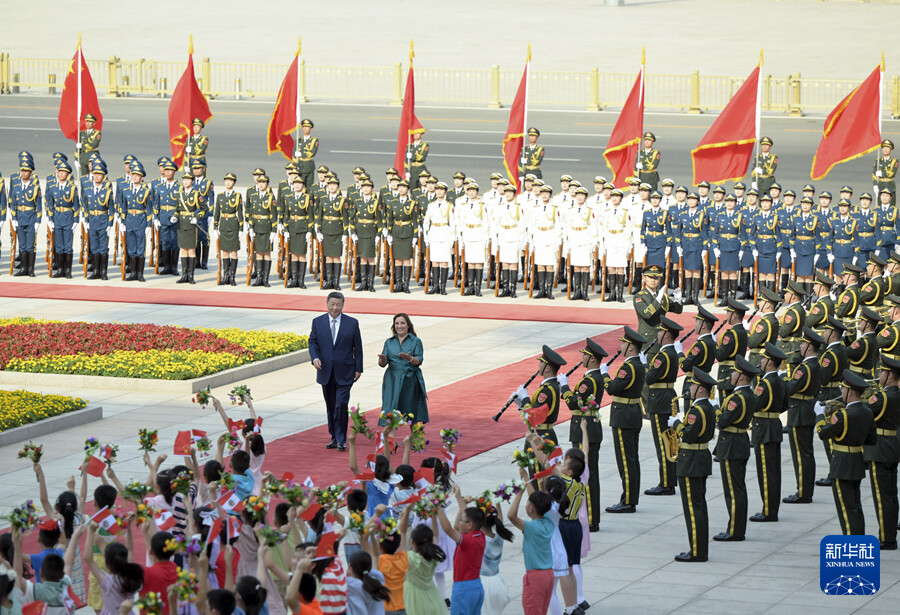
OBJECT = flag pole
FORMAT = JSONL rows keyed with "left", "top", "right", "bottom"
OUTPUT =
{"left": 754, "top": 49, "right": 763, "bottom": 182}
{"left": 407, "top": 39, "right": 415, "bottom": 181}
{"left": 520, "top": 43, "right": 531, "bottom": 191}
{"left": 295, "top": 37, "right": 302, "bottom": 151}
{"left": 634, "top": 47, "right": 645, "bottom": 175}
{"left": 76, "top": 32, "right": 83, "bottom": 181}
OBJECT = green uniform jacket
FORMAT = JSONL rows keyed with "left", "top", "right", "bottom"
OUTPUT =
{"left": 863, "top": 385, "right": 900, "bottom": 464}
{"left": 784, "top": 356, "right": 822, "bottom": 426}
{"left": 636, "top": 148, "right": 661, "bottom": 185}
{"left": 887, "top": 273, "right": 900, "bottom": 296}
{"left": 519, "top": 144, "right": 544, "bottom": 176}
{"left": 806, "top": 296, "right": 835, "bottom": 329}
{"left": 213, "top": 191, "right": 244, "bottom": 252}
{"left": 846, "top": 331, "right": 878, "bottom": 377}
{"left": 561, "top": 369, "right": 603, "bottom": 444}
{"left": 816, "top": 401, "right": 877, "bottom": 480}
{"left": 294, "top": 136, "right": 318, "bottom": 168}
{"left": 748, "top": 313, "right": 778, "bottom": 366}
{"left": 386, "top": 197, "right": 420, "bottom": 239}
{"left": 751, "top": 371, "right": 786, "bottom": 445}
{"left": 835, "top": 284, "right": 861, "bottom": 332}
{"left": 406, "top": 141, "right": 429, "bottom": 175}
{"left": 716, "top": 324, "right": 748, "bottom": 391}
{"left": 603, "top": 356, "right": 645, "bottom": 430}
{"left": 877, "top": 321, "right": 900, "bottom": 360}
{"left": 247, "top": 189, "right": 276, "bottom": 234}
{"left": 859, "top": 276, "right": 887, "bottom": 308}
{"left": 633, "top": 288, "right": 684, "bottom": 355}
{"left": 318, "top": 194, "right": 349, "bottom": 236}
{"left": 645, "top": 345, "right": 679, "bottom": 415}
{"left": 175, "top": 187, "right": 205, "bottom": 231}
{"left": 349, "top": 195, "right": 382, "bottom": 238}
{"left": 819, "top": 342, "right": 849, "bottom": 401}
{"left": 282, "top": 192, "right": 313, "bottom": 235}
{"left": 186, "top": 135, "right": 208, "bottom": 163}
{"left": 674, "top": 398, "right": 715, "bottom": 478}
{"left": 777, "top": 302, "right": 806, "bottom": 364}
{"left": 714, "top": 385, "right": 753, "bottom": 460}
{"left": 679, "top": 334, "right": 717, "bottom": 394}
{"left": 76, "top": 128, "right": 101, "bottom": 158}
{"left": 873, "top": 155, "right": 898, "bottom": 187}
{"left": 752, "top": 152, "right": 778, "bottom": 179}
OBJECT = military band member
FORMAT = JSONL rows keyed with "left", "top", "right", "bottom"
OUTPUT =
{"left": 751, "top": 136, "right": 777, "bottom": 196}
{"left": 806, "top": 273, "right": 837, "bottom": 330}
{"left": 212, "top": 172, "right": 244, "bottom": 287}
{"left": 293, "top": 119, "right": 318, "bottom": 189}
{"left": 602, "top": 189, "right": 632, "bottom": 302}
{"left": 347, "top": 178, "right": 379, "bottom": 292}
{"left": 864, "top": 356, "right": 900, "bottom": 549}
{"left": 671, "top": 368, "right": 718, "bottom": 562}
{"left": 816, "top": 317, "right": 850, "bottom": 488}
{"left": 602, "top": 327, "right": 648, "bottom": 513}
{"left": 713, "top": 355, "right": 760, "bottom": 542}
{"left": 644, "top": 316, "right": 683, "bottom": 496}
{"left": 815, "top": 369, "right": 877, "bottom": 535}
{"left": 246, "top": 174, "right": 277, "bottom": 287}
{"left": 877, "top": 188, "right": 898, "bottom": 256}
{"left": 559, "top": 337, "right": 608, "bottom": 532}
{"left": 747, "top": 286, "right": 781, "bottom": 370}
{"left": 530, "top": 185, "right": 560, "bottom": 299}
{"left": 75, "top": 113, "right": 101, "bottom": 176}
{"left": 191, "top": 158, "right": 214, "bottom": 269}
{"left": 874, "top": 139, "right": 898, "bottom": 206}
{"left": 513, "top": 345, "right": 566, "bottom": 451}
{"left": 749, "top": 343, "right": 787, "bottom": 523}
{"left": 847, "top": 306, "right": 881, "bottom": 380}
{"left": 677, "top": 305, "right": 718, "bottom": 413}
{"left": 81, "top": 162, "right": 113, "bottom": 280}
{"left": 716, "top": 299, "right": 750, "bottom": 395}
{"left": 635, "top": 132, "right": 661, "bottom": 192}
{"left": 856, "top": 192, "right": 878, "bottom": 264}
{"left": 783, "top": 327, "right": 824, "bottom": 504}
{"left": 173, "top": 171, "right": 205, "bottom": 284}
{"left": 492, "top": 185, "right": 525, "bottom": 298}
{"left": 519, "top": 127, "right": 544, "bottom": 180}
{"left": 790, "top": 197, "right": 818, "bottom": 288}
{"left": 878, "top": 294, "right": 900, "bottom": 361}
{"left": 633, "top": 265, "right": 683, "bottom": 360}
{"left": 317, "top": 175, "right": 349, "bottom": 290}
{"left": 675, "top": 192, "right": 707, "bottom": 305}
{"left": 887, "top": 253, "right": 900, "bottom": 296}
{"left": 860, "top": 254, "right": 889, "bottom": 309}
{"left": 563, "top": 187, "right": 595, "bottom": 301}
{"left": 778, "top": 281, "right": 807, "bottom": 368}
{"left": 120, "top": 162, "right": 153, "bottom": 282}
{"left": 152, "top": 158, "right": 180, "bottom": 276}
{"left": 45, "top": 160, "right": 78, "bottom": 279}
{"left": 836, "top": 263, "right": 863, "bottom": 338}
{"left": 186, "top": 118, "right": 208, "bottom": 170}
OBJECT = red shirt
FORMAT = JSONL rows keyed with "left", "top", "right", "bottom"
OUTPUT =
{"left": 214, "top": 548, "right": 241, "bottom": 589}
{"left": 141, "top": 561, "right": 179, "bottom": 612}
{"left": 453, "top": 531, "right": 486, "bottom": 582}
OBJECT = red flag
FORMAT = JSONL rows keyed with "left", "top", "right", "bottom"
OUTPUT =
{"left": 58, "top": 35, "right": 102, "bottom": 141}
{"left": 83, "top": 455, "right": 106, "bottom": 478}
{"left": 603, "top": 51, "right": 645, "bottom": 188}
{"left": 393, "top": 41, "right": 424, "bottom": 178}
{"left": 299, "top": 502, "right": 322, "bottom": 522}
{"left": 523, "top": 403, "right": 551, "bottom": 427}
{"left": 168, "top": 35, "right": 213, "bottom": 167}
{"left": 206, "top": 517, "right": 224, "bottom": 549}
{"left": 502, "top": 46, "right": 530, "bottom": 190}
{"left": 811, "top": 61, "right": 884, "bottom": 180}
{"left": 174, "top": 431, "right": 193, "bottom": 455}
{"left": 227, "top": 516, "right": 242, "bottom": 540}
{"left": 395, "top": 491, "right": 423, "bottom": 507}
{"left": 315, "top": 531, "right": 339, "bottom": 560}
{"left": 267, "top": 38, "right": 303, "bottom": 161}
{"left": 691, "top": 61, "right": 761, "bottom": 185}
{"left": 22, "top": 602, "right": 47, "bottom": 615}
{"left": 441, "top": 447, "right": 458, "bottom": 473}
{"left": 154, "top": 509, "right": 176, "bottom": 531}
{"left": 534, "top": 466, "right": 555, "bottom": 480}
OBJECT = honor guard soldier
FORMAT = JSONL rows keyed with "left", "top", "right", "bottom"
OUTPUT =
{"left": 602, "top": 189, "right": 633, "bottom": 302}
{"left": 153, "top": 158, "right": 180, "bottom": 276}
{"left": 189, "top": 159, "right": 214, "bottom": 269}
{"left": 887, "top": 253, "right": 900, "bottom": 296}
{"left": 778, "top": 281, "right": 807, "bottom": 368}
{"left": 860, "top": 254, "right": 889, "bottom": 309}
{"left": 348, "top": 178, "right": 380, "bottom": 292}
{"left": 816, "top": 317, "right": 851, "bottom": 488}
{"left": 855, "top": 192, "right": 879, "bottom": 264}
{"left": 816, "top": 369, "right": 877, "bottom": 535}
{"left": 635, "top": 132, "right": 661, "bottom": 192}
{"left": 114, "top": 156, "right": 136, "bottom": 259}
{"left": 45, "top": 160, "right": 78, "bottom": 278}
{"left": 750, "top": 343, "right": 787, "bottom": 523}
{"left": 212, "top": 172, "right": 244, "bottom": 287}
{"left": 644, "top": 315, "right": 684, "bottom": 496}
{"left": 492, "top": 185, "right": 526, "bottom": 298}
{"left": 447, "top": 171, "right": 466, "bottom": 206}
{"left": 736, "top": 191, "right": 757, "bottom": 299}
{"left": 660, "top": 178, "right": 677, "bottom": 209}
{"left": 559, "top": 337, "right": 608, "bottom": 532}
{"left": 783, "top": 327, "right": 824, "bottom": 504}
{"left": 713, "top": 355, "right": 760, "bottom": 542}
{"left": 839, "top": 184, "right": 854, "bottom": 205}
{"left": 712, "top": 194, "right": 743, "bottom": 305}
{"left": 836, "top": 263, "right": 864, "bottom": 337}
{"left": 602, "top": 327, "right": 648, "bottom": 513}
{"left": 120, "top": 162, "right": 153, "bottom": 282}
{"left": 282, "top": 176, "right": 313, "bottom": 289}
{"left": 173, "top": 171, "right": 205, "bottom": 284}
{"left": 815, "top": 191, "right": 836, "bottom": 275}
{"left": 513, "top": 345, "right": 566, "bottom": 452}
{"left": 750, "top": 194, "right": 780, "bottom": 295}
{"left": 747, "top": 286, "right": 781, "bottom": 370}
{"left": 563, "top": 187, "right": 595, "bottom": 301}
{"left": 633, "top": 264, "right": 683, "bottom": 357}
{"left": 247, "top": 174, "right": 277, "bottom": 287}
{"left": 640, "top": 191, "right": 670, "bottom": 272}
{"left": 346, "top": 166, "right": 366, "bottom": 204}
{"left": 864, "top": 356, "right": 900, "bottom": 549}
{"left": 806, "top": 272, "right": 837, "bottom": 329}
{"left": 678, "top": 305, "right": 719, "bottom": 413}
{"left": 832, "top": 199, "right": 858, "bottom": 274}
{"left": 519, "top": 127, "right": 544, "bottom": 180}
{"left": 422, "top": 181, "right": 455, "bottom": 296}
{"left": 666, "top": 186, "right": 688, "bottom": 289}
{"left": 385, "top": 178, "right": 420, "bottom": 293}
{"left": 874, "top": 139, "right": 898, "bottom": 206}
{"left": 9, "top": 157, "right": 42, "bottom": 277}
{"left": 847, "top": 306, "right": 882, "bottom": 380}
{"left": 675, "top": 192, "right": 707, "bottom": 304}
{"left": 75, "top": 113, "right": 101, "bottom": 176}
{"left": 455, "top": 181, "right": 487, "bottom": 296}
{"left": 186, "top": 118, "right": 208, "bottom": 170}
{"left": 716, "top": 299, "right": 750, "bottom": 395}
{"left": 790, "top": 197, "right": 819, "bottom": 289}
{"left": 751, "top": 136, "right": 778, "bottom": 196}
{"left": 671, "top": 368, "right": 718, "bottom": 562}
{"left": 316, "top": 175, "right": 348, "bottom": 290}
{"left": 530, "top": 185, "right": 561, "bottom": 299}
{"left": 277, "top": 162, "right": 298, "bottom": 216}
{"left": 313, "top": 165, "right": 331, "bottom": 205}
{"left": 405, "top": 130, "right": 429, "bottom": 189}
{"left": 81, "top": 161, "right": 113, "bottom": 280}
{"left": 777, "top": 190, "right": 799, "bottom": 291}
{"left": 293, "top": 119, "right": 318, "bottom": 189}
{"left": 877, "top": 188, "right": 898, "bottom": 257}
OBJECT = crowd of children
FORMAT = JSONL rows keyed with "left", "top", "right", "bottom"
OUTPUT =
{"left": 1, "top": 395, "right": 593, "bottom": 615}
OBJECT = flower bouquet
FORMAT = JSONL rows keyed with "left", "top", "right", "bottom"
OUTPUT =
{"left": 5, "top": 500, "right": 40, "bottom": 531}
{"left": 315, "top": 484, "right": 344, "bottom": 511}
{"left": 226, "top": 432, "right": 242, "bottom": 454}
{"left": 171, "top": 470, "right": 193, "bottom": 496}
{"left": 17, "top": 442, "right": 43, "bottom": 463}
{"left": 176, "top": 567, "right": 199, "bottom": 604}
{"left": 370, "top": 516, "right": 399, "bottom": 542}
{"left": 512, "top": 449, "right": 538, "bottom": 471}
{"left": 538, "top": 437, "right": 557, "bottom": 457}
{"left": 193, "top": 386, "right": 212, "bottom": 408}
{"left": 133, "top": 503, "right": 155, "bottom": 527}
{"left": 578, "top": 393, "right": 600, "bottom": 417}
{"left": 164, "top": 535, "right": 202, "bottom": 556}
{"left": 492, "top": 480, "right": 526, "bottom": 503}
{"left": 412, "top": 485, "right": 450, "bottom": 520}
{"left": 138, "top": 429, "right": 159, "bottom": 453}
{"left": 439, "top": 428, "right": 460, "bottom": 451}
{"left": 379, "top": 409, "right": 405, "bottom": 432}
{"left": 475, "top": 491, "right": 495, "bottom": 515}
{"left": 350, "top": 404, "right": 376, "bottom": 440}
{"left": 83, "top": 437, "right": 100, "bottom": 462}
{"left": 123, "top": 480, "right": 153, "bottom": 505}
{"left": 258, "top": 526, "right": 286, "bottom": 547}
{"left": 195, "top": 436, "right": 212, "bottom": 457}
{"left": 229, "top": 385, "right": 252, "bottom": 405}
{"left": 278, "top": 483, "right": 309, "bottom": 509}
{"left": 102, "top": 444, "right": 119, "bottom": 467}
{"left": 346, "top": 511, "right": 368, "bottom": 535}
{"left": 407, "top": 418, "right": 428, "bottom": 453}
{"left": 134, "top": 592, "right": 164, "bottom": 615}
{"left": 245, "top": 495, "right": 269, "bottom": 525}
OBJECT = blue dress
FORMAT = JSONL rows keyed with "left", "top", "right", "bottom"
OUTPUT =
{"left": 379, "top": 334, "right": 428, "bottom": 423}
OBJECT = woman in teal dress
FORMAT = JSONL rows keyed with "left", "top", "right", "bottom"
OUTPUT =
{"left": 378, "top": 313, "right": 429, "bottom": 423}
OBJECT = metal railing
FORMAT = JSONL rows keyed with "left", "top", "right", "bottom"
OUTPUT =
{"left": 1, "top": 53, "right": 898, "bottom": 117}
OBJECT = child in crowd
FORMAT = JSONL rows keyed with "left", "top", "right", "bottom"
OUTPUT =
{"left": 12, "top": 527, "right": 75, "bottom": 615}
{"left": 401, "top": 506, "right": 446, "bottom": 614}
{"left": 81, "top": 523, "right": 144, "bottom": 615}
{"left": 345, "top": 551, "right": 390, "bottom": 615}
{"left": 33, "top": 463, "right": 86, "bottom": 601}
{"left": 373, "top": 528, "right": 407, "bottom": 615}
{"left": 415, "top": 457, "right": 454, "bottom": 604}
{"left": 507, "top": 488, "right": 555, "bottom": 615}
{"left": 348, "top": 427, "right": 402, "bottom": 517}
{"left": 437, "top": 484, "right": 486, "bottom": 615}
{"left": 479, "top": 500, "right": 514, "bottom": 613}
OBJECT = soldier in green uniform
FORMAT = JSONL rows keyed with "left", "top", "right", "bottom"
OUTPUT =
{"left": 860, "top": 254, "right": 889, "bottom": 309}
{"left": 316, "top": 175, "right": 349, "bottom": 290}
{"left": 282, "top": 176, "right": 314, "bottom": 289}
{"left": 212, "top": 172, "right": 243, "bottom": 287}
{"left": 863, "top": 355, "right": 900, "bottom": 549}
{"left": 836, "top": 263, "right": 863, "bottom": 339}
{"left": 385, "top": 179, "right": 420, "bottom": 294}
{"left": 678, "top": 304, "right": 719, "bottom": 414}
{"left": 751, "top": 136, "right": 778, "bottom": 197}
{"left": 878, "top": 294, "right": 900, "bottom": 362}
{"left": 747, "top": 286, "right": 781, "bottom": 371}
{"left": 815, "top": 369, "right": 877, "bottom": 535}
{"left": 783, "top": 327, "right": 824, "bottom": 504}
{"left": 633, "top": 264, "right": 684, "bottom": 357}
{"left": 635, "top": 132, "right": 661, "bottom": 192}
{"left": 406, "top": 131, "right": 429, "bottom": 189}
{"left": 873, "top": 138, "right": 898, "bottom": 206}
{"left": 448, "top": 171, "right": 467, "bottom": 206}
{"left": 749, "top": 343, "right": 787, "bottom": 523}
{"left": 173, "top": 171, "right": 205, "bottom": 284}
{"left": 816, "top": 316, "right": 850, "bottom": 488}
{"left": 293, "top": 119, "right": 318, "bottom": 189}
{"left": 644, "top": 316, "right": 683, "bottom": 496}
{"left": 246, "top": 174, "right": 277, "bottom": 287}
{"left": 806, "top": 271, "right": 837, "bottom": 329}
{"left": 186, "top": 118, "right": 209, "bottom": 170}
{"left": 847, "top": 306, "right": 881, "bottom": 379}
{"left": 559, "top": 337, "right": 608, "bottom": 532}
{"left": 712, "top": 355, "right": 759, "bottom": 542}
{"left": 602, "top": 327, "right": 648, "bottom": 513}
{"left": 885, "top": 253, "right": 900, "bottom": 296}
{"left": 778, "top": 281, "right": 807, "bottom": 369}
{"left": 671, "top": 367, "right": 718, "bottom": 562}
{"left": 716, "top": 299, "right": 750, "bottom": 396}
{"left": 348, "top": 178, "right": 381, "bottom": 292}
{"left": 277, "top": 162, "right": 299, "bottom": 217}
{"left": 519, "top": 127, "right": 544, "bottom": 181}
{"left": 75, "top": 113, "right": 101, "bottom": 176}
{"left": 513, "top": 345, "right": 566, "bottom": 455}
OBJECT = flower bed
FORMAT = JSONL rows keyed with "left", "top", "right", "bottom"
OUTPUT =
{"left": 0, "top": 318, "right": 308, "bottom": 380}
{"left": 0, "top": 389, "right": 89, "bottom": 432}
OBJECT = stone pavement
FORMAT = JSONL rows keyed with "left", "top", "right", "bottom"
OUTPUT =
{"left": 1, "top": 295, "right": 898, "bottom": 613}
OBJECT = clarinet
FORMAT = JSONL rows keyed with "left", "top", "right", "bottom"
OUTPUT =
{"left": 604, "top": 349, "right": 622, "bottom": 367}
{"left": 565, "top": 361, "right": 582, "bottom": 377}
{"left": 677, "top": 329, "right": 695, "bottom": 344}
{"left": 493, "top": 368, "right": 542, "bottom": 422}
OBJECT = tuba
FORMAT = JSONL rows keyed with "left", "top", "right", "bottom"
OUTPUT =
{"left": 663, "top": 395, "right": 686, "bottom": 463}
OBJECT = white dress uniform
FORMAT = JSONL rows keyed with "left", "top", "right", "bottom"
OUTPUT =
{"left": 602, "top": 204, "right": 632, "bottom": 268}
{"left": 563, "top": 204, "right": 596, "bottom": 267}
{"left": 629, "top": 200, "right": 650, "bottom": 262}
{"left": 423, "top": 198, "right": 456, "bottom": 263}
{"left": 456, "top": 196, "right": 488, "bottom": 265}
{"left": 530, "top": 202, "right": 562, "bottom": 266}
{"left": 491, "top": 198, "right": 525, "bottom": 263}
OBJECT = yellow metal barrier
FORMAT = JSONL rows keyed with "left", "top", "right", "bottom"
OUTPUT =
{"left": 1, "top": 55, "right": 898, "bottom": 117}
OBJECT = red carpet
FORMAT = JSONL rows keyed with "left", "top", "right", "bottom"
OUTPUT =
{"left": 0, "top": 282, "right": 720, "bottom": 326}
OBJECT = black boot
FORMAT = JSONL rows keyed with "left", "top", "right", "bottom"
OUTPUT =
{"left": 177, "top": 257, "right": 189, "bottom": 283}
{"left": 218, "top": 258, "right": 229, "bottom": 285}
{"left": 532, "top": 271, "right": 544, "bottom": 298}
{"left": 86, "top": 249, "right": 94, "bottom": 273}
{"left": 136, "top": 257, "right": 145, "bottom": 282}
{"left": 185, "top": 257, "right": 195, "bottom": 284}
{"left": 631, "top": 266, "right": 643, "bottom": 294}
{"left": 52, "top": 251, "right": 66, "bottom": 278}
{"left": 251, "top": 259, "right": 263, "bottom": 286}
{"left": 718, "top": 279, "right": 729, "bottom": 307}
{"left": 617, "top": 274, "right": 625, "bottom": 302}
{"left": 368, "top": 262, "right": 376, "bottom": 292}
{"left": 86, "top": 253, "right": 99, "bottom": 279}
{"left": 14, "top": 251, "right": 29, "bottom": 277}
{"left": 509, "top": 270, "right": 518, "bottom": 298}
{"left": 262, "top": 261, "right": 271, "bottom": 287}
{"left": 99, "top": 254, "right": 108, "bottom": 280}
{"left": 425, "top": 264, "right": 438, "bottom": 294}
{"left": 297, "top": 261, "right": 307, "bottom": 289}
{"left": 437, "top": 267, "right": 447, "bottom": 295}
{"left": 64, "top": 253, "right": 73, "bottom": 279}
{"left": 705, "top": 269, "right": 715, "bottom": 298}
{"left": 355, "top": 256, "right": 362, "bottom": 284}
{"left": 604, "top": 272, "right": 616, "bottom": 301}
{"left": 463, "top": 267, "right": 475, "bottom": 295}
{"left": 335, "top": 262, "right": 343, "bottom": 290}
{"left": 582, "top": 271, "right": 590, "bottom": 301}
{"left": 172, "top": 250, "right": 181, "bottom": 276}
{"left": 404, "top": 264, "right": 412, "bottom": 293}
{"left": 693, "top": 277, "right": 702, "bottom": 305}
{"left": 498, "top": 270, "right": 510, "bottom": 297}
{"left": 474, "top": 269, "right": 483, "bottom": 296}
{"left": 544, "top": 272, "right": 555, "bottom": 300}
{"left": 571, "top": 272, "right": 583, "bottom": 300}
{"left": 125, "top": 256, "right": 137, "bottom": 281}
{"left": 287, "top": 261, "right": 298, "bottom": 288}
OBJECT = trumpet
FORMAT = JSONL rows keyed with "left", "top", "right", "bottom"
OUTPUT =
{"left": 664, "top": 394, "right": 687, "bottom": 462}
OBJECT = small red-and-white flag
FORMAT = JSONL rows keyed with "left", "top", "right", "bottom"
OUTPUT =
{"left": 91, "top": 507, "right": 121, "bottom": 535}
{"left": 217, "top": 490, "right": 245, "bottom": 513}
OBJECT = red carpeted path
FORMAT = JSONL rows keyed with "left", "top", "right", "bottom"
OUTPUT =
{"left": 0, "top": 281, "right": 721, "bottom": 325}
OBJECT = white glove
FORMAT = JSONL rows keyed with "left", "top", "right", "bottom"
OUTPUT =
{"left": 829, "top": 290, "right": 837, "bottom": 301}
{"left": 153, "top": 218, "right": 161, "bottom": 229}
{"left": 741, "top": 319, "right": 750, "bottom": 329}
{"left": 516, "top": 385, "right": 529, "bottom": 401}
{"left": 875, "top": 185, "right": 880, "bottom": 195}
{"left": 752, "top": 249, "right": 758, "bottom": 258}
{"left": 895, "top": 245, "right": 900, "bottom": 255}
{"left": 284, "top": 231, "right": 290, "bottom": 240}
{"left": 306, "top": 232, "right": 312, "bottom": 243}
{"left": 47, "top": 220, "right": 54, "bottom": 231}
{"left": 778, "top": 369, "right": 787, "bottom": 377}
{"left": 210, "top": 228, "right": 218, "bottom": 241}
{"left": 751, "top": 181, "right": 758, "bottom": 190}
{"left": 75, "top": 143, "right": 82, "bottom": 151}
{"left": 249, "top": 229, "right": 256, "bottom": 239}
{"left": 701, "top": 249, "right": 708, "bottom": 259}
{"left": 10, "top": 219, "right": 18, "bottom": 230}
{"left": 557, "top": 374, "right": 568, "bottom": 388}
{"left": 656, "top": 288, "right": 666, "bottom": 302}
{"left": 672, "top": 287, "right": 683, "bottom": 303}
{"left": 665, "top": 246, "right": 670, "bottom": 257}
{"left": 814, "top": 401, "right": 825, "bottom": 415}
{"left": 387, "top": 235, "right": 393, "bottom": 246}
{"left": 269, "top": 232, "right": 276, "bottom": 244}
{"left": 710, "top": 399, "right": 719, "bottom": 408}
{"left": 738, "top": 250, "right": 744, "bottom": 260}
{"left": 406, "top": 151, "right": 412, "bottom": 159}
{"left": 350, "top": 233, "right": 358, "bottom": 243}
{"left": 714, "top": 248, "right": 721, "bottom": 258}
{"left": 667, "top": 416, "right": 678, "bottom": 428}
{"left": 755, "top": 167, "right": 763, "bottom": 174}
{"left": 317, "top": 232, "right": 324, "bottom": 242}
{"left": 638, "top": 351, "right": 648, "bottom": 365}
{"left": 113, "top": 213, "right": 121, "bottom": 224}
{"left": 190, "top": 217, "right": 197, "bottom": 225}
{"left": 852, "top": 256, "right": 858, "bottom": 265}
{"left": 827, "top": 254, "right": 834, "bottom": 264}
{"left": 170, "top": 215, "right": 177, "bottom": 224}
{"left": 71, "top": 222, "right": 79, "bottom": 232}
{"left": 277, "top": 224, "right": 284, "bottom": 233}
{"left": 876, "top": 170, "right": 883, "bottom": 178}
{"left": 144, "top": 227, "right": 151, "bottom": 240}
{"left": 677, "top": 247, "right": 683, "bottom": 258}
{"left": 790, "top": 249, "right": 797, "bottom": 259}
{"left": 106, "top": 226, "right": 114, "bottom": 239}
{"left": 636, "top": 162, "right": 643, "bottom": 170}
{"left": 600, "top": 364, "right": 609, "bottom": 375}
{"left": 382, "top": 228, "right": 389, "bottom": 238}
{"left": 674, "top": 341, "right": 683, "bottom": 354}
{"left": 341, "top": 235, "right": 348, "bottom": 249}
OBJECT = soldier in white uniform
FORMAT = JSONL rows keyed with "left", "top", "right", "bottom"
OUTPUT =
{"left": 483, "top": 172, "right": 503, "bottom": 205}
{"left": 564, "top": 186, "right": 597, "bottom": 301}
{"left": 627, "top": 182, "right": 652, "bottom": 293}
{"left": 530, "top": 184, "right": 561, "bottom": 299}
{"left": 491, "top": 184, "right": 526, "bottom": 298}
{"left": 602, "top": 188, "right": 633, "bottom": 302}
{"left": 553, "top": 175, "right": 573, "bottom": 207}
{"left": 623, "top": 177, "right": 642, "bottom": 208}
{"left": 660, "top": 178, "right": 677, "bottom": 209}
{"left": 423, "top": 181, "right": 456, "bottom": 295}
{"left": 456, "top": 181, "right": 487, "bottom": 296}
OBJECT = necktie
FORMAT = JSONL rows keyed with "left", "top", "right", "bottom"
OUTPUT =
{"left": 94, "top": 187, "right": 99, "bottom": 195}
{"left": 331, "top": 319, "right": 337, "bottom": 344}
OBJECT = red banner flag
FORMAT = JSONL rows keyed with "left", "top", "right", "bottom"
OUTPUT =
{"left": 811, "top": 61, "right": 884, "bottom": 180}
{"left": 58, "top": 35, "right": 103, "bottom": 141}
{"left": 267, "top": 38, "right": 303, "bottom": 161}
{"left": 502, "top": 46, "right": 530, "bottom": 190}
{"left": 393, "top": 41, "right": 424, "bottom": 178}
{"left": 603, "top": 52, "right": 645, "bottom": 188}
{"left": 168, "top": 35, "right": 213, "bottom": 167}
{"left": 691, "top": 61, "right": 761, "bottom": 185}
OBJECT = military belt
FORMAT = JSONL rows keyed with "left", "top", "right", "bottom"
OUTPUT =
{"left": 524, "top": 165, "right": 540, "bottom": 169}
{"left": 877, "top": 428, "right": 897, "bottom": 437}
{"left": 533, "top": 423, "right": 553, "bottom": 431}
{"left": 55, "top": 207, "right": 75, "bottom": 212}
{"left": 537, "top": 226, "right": 554, "bottom": 231}
{"left": 679, "top": 442, "right": 709, "bottom": 451}
{"left": 18, "top": 206, "right": 35, "bottom": 211}
{"left": 220, "top": 213, "right": 237, "bottom": 219}
{"left": 289, "top": 215, "right": 306, "bottom": 221}
{"left": 394, "top": 220, "right": 412, "bottom": 226}
{"left": 832, "top": 444, "right": 863, "bottom": 453}
{"left": 791, "top": 394, "right": 815, "bottom": 400}
{"left": 252, "top": 215, "right": 270, "bottom": 220}
{"left": 608, "top": 229, "right": 624, "bottom": 234}
{"left": 754, "top": 412, "right": 781, "bottom": 419}
{"left": 836, "top": 239, "right": 852, "bottom": 244}
{"left": 719, "top": 360, "right": 735, "bottom": 367}
{"left": 825, "top": 380, "right": 842, "bottom": 389}
{"left": 849, "top": 365, "right": 871, "bottom": 374}
{"left": 160, "top": 206, "right": 176, "bottom": 211}
{"left": 88, "top": 210, "right": 107, "bottom": 216}
{"left": 722, "top": 426, "right": 748, "bottom": 434}
{"left": 127, "top": 209, "right": 145, "bottom": 215}
{"left": 758, "top": 234, "right": 775, "bottom": 239}
{"left": 611, "top": 396, "right": 641, "bottom": 405}
{"left": 465, "top": 224, "right": 481, "bottom": 228}
{"left": 323, "top": 216, "right": 342, "bottom": 221}
{"left": 297, "top": 157, "right": 313, "bottom": 161}
{"left": 883, "top": 353, "right": 900, "bottom": 361}
{"left": 357, "top": 218, "right": 376, "bottom": 223}
{"left": 430, "top": 222, "right": 448, "bottom": 227}
{"left": 749, "top": 347, "right": 765, "bottom": 354}
{"left": 684, "top": 233, "right": 700, "bottom": 238}
{"left": 757, "top": 174, "right": 772, "bottom": 178}
{"left": 649, "top": 383, "right": 675, "bottom": 389}
{"left": 860, "top": 232, "right": 875, "bottom": 237}
{"left": 720, "top": 233, "right": 739, "bottom": 238}
{"left": 646, "top": 231, "right": 664, "bottom": 236}
{"left": 783, "top": 337, "right": 802, "bottom": 343}
{"left": 570, "top": 410, "right": 594, "bottom": 417}
{"left": 501, "top": 224, "right": 519, "bottom": 229}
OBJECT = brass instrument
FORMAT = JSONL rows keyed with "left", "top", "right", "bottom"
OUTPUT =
{"left": 863, "top": 379, "right": 884, "bottom": 401}
{"left": 823, "top": 396, "right": 846, "bottom": 419}
{"left": 663, "top": 394, "right": 687, "bottom": 463}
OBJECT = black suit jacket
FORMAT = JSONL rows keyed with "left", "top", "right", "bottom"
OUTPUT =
{"left": 308, "top": 313, "right": 364, "bottom": 386}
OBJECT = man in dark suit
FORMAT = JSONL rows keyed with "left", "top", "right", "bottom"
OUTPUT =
{"left": 308, "top": 291, "right": 364, "bottom": 450}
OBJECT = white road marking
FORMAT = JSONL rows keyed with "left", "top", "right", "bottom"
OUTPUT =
{"left": 370, "top": 138, "right": 604, "bottom": 149}
{"left": 0, "top": 126, "right": 59, "bottom": 131}
{"left": 0, "top": 115, "right": 128, "bottom": 122}
{"left": 430, "top": 128, "right": 610, "bottom": 138}
{"left": 330, "top": 150, "right": 581, "bottom": 162}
